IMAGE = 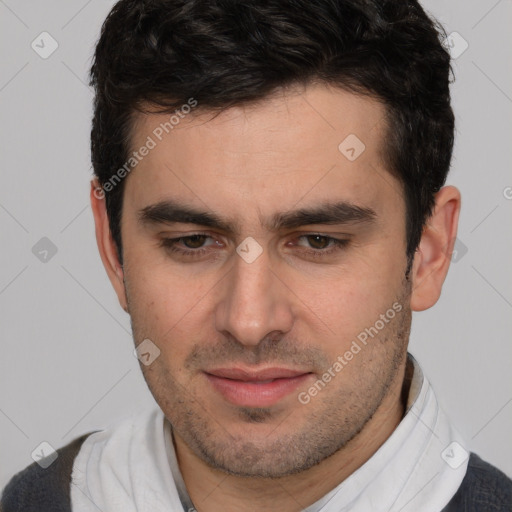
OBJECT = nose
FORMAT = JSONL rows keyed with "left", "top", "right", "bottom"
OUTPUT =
{"left": 215, "top": 245, "right": 294, "bottom": 347}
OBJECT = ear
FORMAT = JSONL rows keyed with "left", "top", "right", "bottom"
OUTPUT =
{"left": 410, "top": 185, "right": 461, "bottom": 312}
{"left": 90, "top": 178, "right": 128, "bottom": 312}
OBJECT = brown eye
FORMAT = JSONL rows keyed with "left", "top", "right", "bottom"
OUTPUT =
{"left": 291, "top": 235, "right": 350, "bottom": 259}
{"left": 160, "top": 233, "right": 223, "bottom": 259}
{"left": 305, "top": 235, "right": 331, "bottom": 249}
{"left": 182, "top": 235, "right": 208, "bottom": 248}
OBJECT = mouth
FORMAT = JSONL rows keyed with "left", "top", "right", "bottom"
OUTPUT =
{"left": 204, "top": 367, "right": 314, "bottom": 407}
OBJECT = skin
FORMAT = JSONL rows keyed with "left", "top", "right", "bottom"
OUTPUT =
{"left": 91, "top": 83, "right": 460, "bottom": 512}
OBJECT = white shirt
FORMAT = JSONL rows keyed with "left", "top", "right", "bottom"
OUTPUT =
{"left": 70, "top": 354, "right": 469, "bottom": 511}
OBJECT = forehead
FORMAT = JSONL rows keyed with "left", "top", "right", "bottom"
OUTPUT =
{"left": 123, "top": 83, "right": 403, "bottom": 229}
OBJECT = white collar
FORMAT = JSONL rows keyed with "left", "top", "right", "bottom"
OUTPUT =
{"left": 302, "top": 354, "right": 469, "bottom": 512}
{"left": 71, "top": 354, "right": 469, "bottom": 512}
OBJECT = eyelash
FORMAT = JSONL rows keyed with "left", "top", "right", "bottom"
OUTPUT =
{"left": 159, "top": 233, "right": 350, "bottom": 259}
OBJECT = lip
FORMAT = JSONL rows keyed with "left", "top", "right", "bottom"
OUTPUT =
{"left": 204, "top": 367, "right": 313, "bottom": 407}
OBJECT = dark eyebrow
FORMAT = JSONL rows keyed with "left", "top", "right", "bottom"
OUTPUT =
{"left": 139, "top": 201, "right": 235, "bottom": 232}
{"left": 138, "top": 199, "right": 377, "bottom": 234}
{"left": 267, "top": 202, "right": 377, "bottom": 231}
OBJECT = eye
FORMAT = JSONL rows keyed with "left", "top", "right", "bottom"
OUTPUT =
{"left": 300, "top": 235, "right": 334, "bottom": 250}
{"left": 293, "top": 234, "right": 350, "bottom": 258}
{"left": 160, "top": 233, "right": 222, "bottom": 259}
{"left": 178, "top": 234, "right": 209, "bottom": 249}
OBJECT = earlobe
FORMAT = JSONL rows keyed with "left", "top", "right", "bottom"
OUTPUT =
{"left": 90, "top": 179, "right": 128, "bottom": 312}
{"left": 410, "top": 185, "right": 461, "bottom": 312}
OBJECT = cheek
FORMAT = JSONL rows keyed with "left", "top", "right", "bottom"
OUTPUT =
{"left": 124, "top": 260, "right": 179, "bottom": 337}
{"left": 124, "top": 260, "right": 218, "bottom": 361}
{"left": 295, "top": 257, "right": 406, "bottom": 346}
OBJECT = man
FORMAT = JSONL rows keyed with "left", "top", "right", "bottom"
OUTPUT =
{"left": 1, "top": 0, "right": 511, "bottom": 510}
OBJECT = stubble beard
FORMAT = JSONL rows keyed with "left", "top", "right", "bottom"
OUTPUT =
{"left": 129, "top": 282, "right": 412, "bottom": 478}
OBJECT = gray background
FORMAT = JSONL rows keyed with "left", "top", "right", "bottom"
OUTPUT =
{"left": 1, "top": 0, "right": 511, "bottom": 492}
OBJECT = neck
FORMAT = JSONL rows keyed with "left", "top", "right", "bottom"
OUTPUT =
{"left": 175, "top": 358, "right": 411, "bottom": 512}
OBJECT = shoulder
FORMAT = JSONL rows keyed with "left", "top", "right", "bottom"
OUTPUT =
{"left": 0, "top": 408, "right": 162, "bottom": 512}
{"left": 443, "top": 452, "right": 512, "bottom": 511}
{"left": 0, "top": 432, "right": 97, "bottom": 512}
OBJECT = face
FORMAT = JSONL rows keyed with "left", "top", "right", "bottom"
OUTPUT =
{"left": 117, "top": 84, "right": 413, "bottom": 477}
